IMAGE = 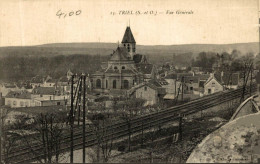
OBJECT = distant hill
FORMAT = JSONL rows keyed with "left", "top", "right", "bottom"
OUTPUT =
{"left": 0, "top": 42, "right": 258, "bottom": 58}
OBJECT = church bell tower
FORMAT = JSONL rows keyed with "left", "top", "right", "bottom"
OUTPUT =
{"left": 121, "top": 26, "right": 136, "bottom": 59}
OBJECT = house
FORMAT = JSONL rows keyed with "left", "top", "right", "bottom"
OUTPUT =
{"left": 184, "top": 76, "right": 200, "bottom": 94}
{"left": 42, "top": 78, "right": 57, "bottom": 87}
{"left": 204, "top": 74, "right": 224, "bottom": 95}
{"left": 0, "top": 83, "right": 20, "bottom": 97}
{"left": 5, "top": 91, "right": 32, "bottom": 108}
{"left": 56, "top": 76, "right": 71, "bottom": 95}
{"left": 30, "top": 75, "right": 45, "bottom": 88}
{"left": 127, "top": 80, "right": 166, "bottom": 106}
{"left": 31, "top": 87, "right": 58, "bottom": 100}
{"left": 91, "top": 26, "right": 158, "bottom": 94}
{"left": 34, "top": 96, "right": 67, "bottom": 107}
{"left": 215, "top": 72, "right": 240, "bottom": 89}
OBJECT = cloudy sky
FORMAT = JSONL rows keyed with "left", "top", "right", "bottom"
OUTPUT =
{"left": 0, "top": 0, "right": 258, "bottom": 47}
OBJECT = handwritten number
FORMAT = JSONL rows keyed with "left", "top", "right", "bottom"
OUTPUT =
{"left": 69, "top": 12, "right": 74, "bottom": 16}
{"left": 56, "top": 9, "right": 81, "bottom": 18}
{"left": 56, "top": 9, "right": 63, "bottom": 19}
{"left": 76, "top": 10, "right": 81, "bottom": 15}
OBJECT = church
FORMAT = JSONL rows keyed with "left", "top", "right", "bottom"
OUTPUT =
{"left": 91, "top": 26, "right": 158, "bottom": 94}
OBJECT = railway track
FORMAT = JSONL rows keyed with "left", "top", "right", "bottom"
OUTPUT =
{"left": 3, "top": 84, "right": 257, "bottom": 163}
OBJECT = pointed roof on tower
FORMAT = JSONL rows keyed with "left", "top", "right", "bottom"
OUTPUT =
{"left": 122, "top": 26, "right": 136, "bottom": 43}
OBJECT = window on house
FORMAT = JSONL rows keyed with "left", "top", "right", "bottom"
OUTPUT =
{"left": 57, "top": 102, "right": 61, "bottom": 105}
{"left": 13, "top": 101, "right": 17, "bottom": 106}
{"left": 190, "top": 87, "right": 193, "bottom": 91}
{"left": 113, "top": 80, "right": 117, "bottom": 89}
{"left": 25, "top": 102, "right": 29, "bottom": 107}
{"left": 122, "top": 66, "right": 125, "bottom": 70}
{"left": 208, "top": 89, "right": 212, "bottom": 94}
{"left": 114, "top": 66, "right": 118, "bottom": 70}
{"left": 20, "top": 101, "right": 24, "bottom": 107}
{"left": 7, "top": 100, "right": 11, "bottom": 106}
{"left": 96, "top": 79, "right": 101, "bottom": 88}
{"left": 133, "top": 47, "right": 136, "bottom": 52}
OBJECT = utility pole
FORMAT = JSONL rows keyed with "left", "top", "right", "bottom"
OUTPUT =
{"left": 78, "top": 76, "right": 82, "bottom": 126}
{"left": 250, "top": 67, "right": 253, "bottom": 96}
{"left": 82, "top": 74, "right": 86, "bottom": 163}
{"left": 0, "top": 108, "right": 2, "bottom": 164}
{"left": 178, "top": 114, "right": 183, "bottom": 141}
{"left": 70, "top": 74, "right": 74, "bottom": 163}
{"left": 181, "top": 76, "right": 184, "bottom": 102}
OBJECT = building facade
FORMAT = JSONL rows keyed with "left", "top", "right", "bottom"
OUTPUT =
{"left": 91, "top": 26, "right": 158, "bottom": 94}
{"left": 204, "top": 74, "right": 224, "bottom": 95}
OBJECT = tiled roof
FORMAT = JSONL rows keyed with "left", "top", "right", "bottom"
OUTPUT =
{"left": 215, "top": 72, "right": 240, "bottom": 85}
{"left": 158, "top": 79, "right": 169, "bottom": 85}
{"left": 133, "top": 54, "right": 148, "bottom": 64}
{"left": 121, "top": 26, "right": 136, "bottom": 43}
{"left": 136, "top": 64, "right": 153, "bottom": 74}
{"left": 133, "top": 54, "right": 143, "bottom": 63}
{"left": 32, "top": 87, "right": 56, "bottom": 95}
{"left": 165, "top": 73, "right": 177, "bottom": 79}
{"left": 198, "top": 74, "right": 210, "bottom": 81}
{"left": 110, "top": 47, "right": 131, "bottom": 61}
{"left": 184, "top": 76, "right": 199, "bottom": 83}
{"left": 177, "top": 73, "right": 194, "bottom": 80}
{"left": 5, "top": 91, "right": 31, "bottom": 99}
{"left": 128, "top": 80, "right": 166, "bottom": 95}
{"left": 148, "top": 79, "right": 162, "bottom": 87}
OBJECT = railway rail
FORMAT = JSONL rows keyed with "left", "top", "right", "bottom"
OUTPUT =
{"left": 3, "top": 84, "right": 257, "bottom": 163}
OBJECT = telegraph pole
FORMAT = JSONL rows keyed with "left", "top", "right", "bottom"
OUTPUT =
{"left": 178, "top": 114, "right": 183, "bottom": 141}
{"left": 70, "top": 74, "right": 74, "bottom": 163}
{"left": 0, "top": 108, "right": 2, "bottom": 164}
{"left": 82, "top": 74, "right": 86, "bottom": 163}
{"left": 181, "top": 76, "right": 184, "bottom": 102}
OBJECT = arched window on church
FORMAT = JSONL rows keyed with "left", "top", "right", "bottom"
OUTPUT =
{"left": 133, "top": 47, "right": 136, "bottom": 52}
{"left": 114, "top": 66, "right": 118, "bottom": 70}
{"left": 113, "top": 80, "right": 117, "bottom": 89}
{"left": 127, "top": 44, "right": 130, "bottom": 52}
{"left": 123, "top": 80, "right": 129, "bottom": 89}
{"left": 96, "top": 79, "right": 101, "bottom": 88}
{"left": 124, "top": 44, "right": 126, "bottom": 47}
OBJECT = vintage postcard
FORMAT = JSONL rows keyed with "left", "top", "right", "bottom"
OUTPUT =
{"left": 0, "top": 0, "right": 260, "bottom": 163}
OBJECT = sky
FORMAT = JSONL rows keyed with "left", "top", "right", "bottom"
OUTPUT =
{"left": 0, "top": 0, "right": 259, "bottom": 47}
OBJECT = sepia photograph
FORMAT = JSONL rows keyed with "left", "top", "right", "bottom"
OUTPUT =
{"left": 0, "top": 0, "right": 260, "bottom": 163}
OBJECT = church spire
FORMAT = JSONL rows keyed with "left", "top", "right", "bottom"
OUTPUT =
{"left": 121, "top": 26, "right": 136, "bottom": 59}
{"left": 121, "top": 26, "right": 136, "bottom": 43}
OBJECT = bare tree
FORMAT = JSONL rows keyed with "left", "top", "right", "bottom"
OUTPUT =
{"left": 21, "top": 113, "right": 67, "bottom": 163}
{"left": 0, "top": 108, "right": 19, "bottom": 164}
{"left": 91, "top": 114, "right": 113, "bottom": 163}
